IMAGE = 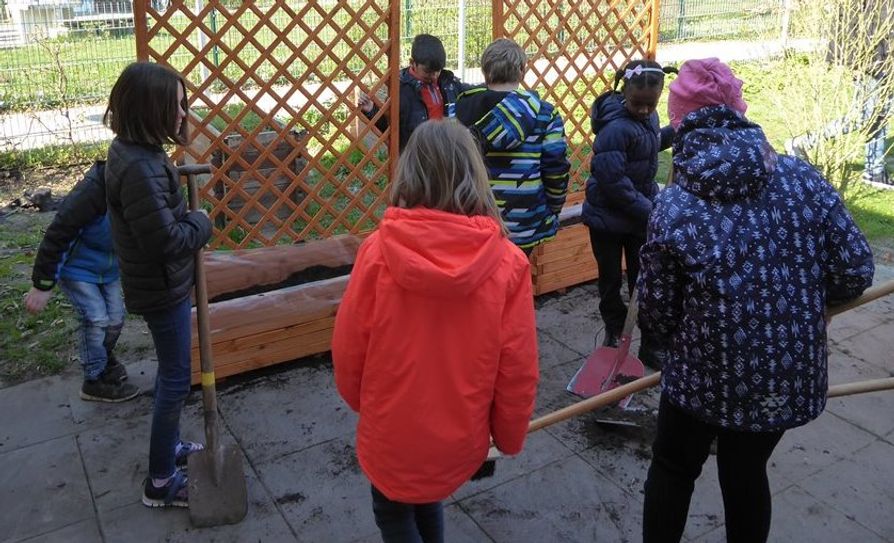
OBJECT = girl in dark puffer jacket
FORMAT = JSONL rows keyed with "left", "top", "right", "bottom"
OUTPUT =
{"left": 104, "top": 62, "right": 213, "bottom": 509}
{"left": 581, "top": 59, "right": 676, "bottom": 366}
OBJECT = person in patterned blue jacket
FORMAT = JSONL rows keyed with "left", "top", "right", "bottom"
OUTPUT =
{"left": 581, "top": 59, "right": 676, "bottom": 361}
{"left": 638, "top": 58, "right": 875, "bottom": 543}
{"left": 453, "top": 38, "right": 570, "bottom": 253}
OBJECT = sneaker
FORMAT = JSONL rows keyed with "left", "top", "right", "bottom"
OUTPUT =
{"left": 80, "top": 375, "right": 140, "bottom": 403}
{"left": 103, "top": 355, "right": 128, "bottom": 382}
{"left": 142, "top": 469, "right": 188, "bottom": 508}
{"left": 175, "top": 440, "right": 205, "bottom": 468}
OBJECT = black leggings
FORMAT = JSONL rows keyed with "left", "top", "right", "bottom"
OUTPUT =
{"left": 643, "top": 396, "right": 784, "bottom": 543}
{"left": 588, "top": 229, "right": 643, "bottom": 335}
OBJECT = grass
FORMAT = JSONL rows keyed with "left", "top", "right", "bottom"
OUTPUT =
{"left": 0, "top": 213, "right": 78, "bottom": 384}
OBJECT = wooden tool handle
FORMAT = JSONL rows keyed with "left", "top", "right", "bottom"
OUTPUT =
{"left": 180, "top": 164, "right": 220, "bottom": 458}
{"left": 528, "top": 278, "right": 894, "bottom": 434}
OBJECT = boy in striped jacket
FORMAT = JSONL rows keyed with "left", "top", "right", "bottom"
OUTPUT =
{"left": 453, "top": 38, "right": 570, "bottom": 253}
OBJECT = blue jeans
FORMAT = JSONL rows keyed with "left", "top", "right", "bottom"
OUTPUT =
{"left": 371, "top": 485, "right": 444, "bottom": 543}
{"left": 143, "top": 297, "right": 193, "bottom": 479}
{"left": 58, "top": 279, "right": 125, "bottom": 380}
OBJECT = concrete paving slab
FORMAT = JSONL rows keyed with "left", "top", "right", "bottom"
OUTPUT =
{"left": 0, "top": 436, "right": 93, "bottom": 542}
{"left": 453, "top": 430, "right": 576, "bottom": 501}
{"left": 14, "top": 518, "right": 102, "bottom": 543}
{"left": 536, "top": 296, "right": 601, "bottom": 357}
{"left": 348, "top": 505, "right": 495, "bottom": 543}
{"left": 458, "top": 456, "right": 641, "bottom": 542}
{"left": 830, "top": 322, "right": 894, "bottom": 376}
{"left": 216, "top": 360, "right": 356, "bottom": 464}
{"left": 797, "top": 439, "right": 894, "bottom": 542}
{"left": 769, "top": 408, "right": 878, "bottom": 489}
{"left": 824, "top": 350, "right": 894, "bottom": 438}
{"left": 76, "top": 406, "right": 206, "bottom": 513}
{"left": 0, "top": 376, "right": 77, "bottom": 453}
{"left": 539, "top": 333, "right": 586, "bottom": 370}
{"left": 99, "top": 470, "right": 293, "bottom": 543}
{"left": 575, "top": 422, "right": 656, "bottom": 497}
{"left": 827, "top": 307, "right": 893, "bottom": 341}
{"left": 253, "top": 434, "right": 375, "bottom": 542}
{"left": 768, "top": 485, "right": 887, "bottom": 543}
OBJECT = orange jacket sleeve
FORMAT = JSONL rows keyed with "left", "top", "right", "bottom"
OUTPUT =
{"left": 332, "top": 241, "right": 378, "bottom": 412}
{"left": 491, "top": 257, "right": 539, "bottom": 455}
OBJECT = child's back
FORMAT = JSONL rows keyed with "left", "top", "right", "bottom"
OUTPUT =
{"left": 333, "top": 121, "right": 539, "bottom": 533}
{"left": 454, "top": 87, "right": 570, "bottom": 250}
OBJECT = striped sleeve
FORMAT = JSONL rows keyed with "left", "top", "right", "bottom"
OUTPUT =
{"left": 541, "top": 109, "right": 570, "bottom": 214}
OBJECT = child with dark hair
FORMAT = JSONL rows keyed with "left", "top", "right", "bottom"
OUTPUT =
{"left": 24, "top": 160, "right": 139, "bottom": 403}
{"left": 358, "top": 33, "right": 468, "bottom": 150}
{"left": 453, "top": 38, "right": 570, "bottom": 252}
{"left": 581, "top": 59, "right": 675, "bottom": 365}
{"left": 103, "top": 61, "right": 212, "bottom": 508}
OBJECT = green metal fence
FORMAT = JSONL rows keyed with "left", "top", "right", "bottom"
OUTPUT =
{"left": 0, "top": 0, "right": 785, "bottom": 155}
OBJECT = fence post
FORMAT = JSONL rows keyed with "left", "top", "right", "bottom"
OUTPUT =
{"left": 649, "top": 0, "right": 663, "bottom": 59}
{"left": 780, "top": 0, "right": 792, "bottom": 47}
{"left": 675, "top": 0, "right": 686, "bottom": 40}
{"left": 134, "top": 0, "right": 149, "bottom": 61}
{"left": 458, "top": 0, "right": 466, "bottom": 79}
{"left": 492, "top": 0, "right": 503, "bottom": 40}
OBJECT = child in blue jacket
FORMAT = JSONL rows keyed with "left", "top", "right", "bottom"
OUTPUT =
{"left": 25, "top": 160, "right": 139, "bottom": 402}
{"left": 581, "top": 59, "right": 675, "bottom": 364}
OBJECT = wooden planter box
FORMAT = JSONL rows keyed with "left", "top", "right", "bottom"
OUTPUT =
{"left": 188, "top": 235, "right": 361, "bottom": 384}
{"left": 186, "top": 202, "right": 608, "bottom": 383}
{"left": 528, "top": 201, "right": 616, "bottom": 295}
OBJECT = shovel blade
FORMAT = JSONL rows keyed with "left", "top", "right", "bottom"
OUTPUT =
{"left": 567, "top": 345, "right": 646, "bottom": 406}
{"left": 188, "top": 445, "right": 248, "bottom": 528}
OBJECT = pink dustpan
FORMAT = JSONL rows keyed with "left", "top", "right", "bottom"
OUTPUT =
{"left": 567, "top": 288, "right": 645, "bottom": 408}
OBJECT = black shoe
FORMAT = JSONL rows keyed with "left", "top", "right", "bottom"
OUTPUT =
{"left": 104, "top": 355, "right": 128, "bottom": 382}
{"left": 80, "top": 374, "right": 140, "bottom": 403}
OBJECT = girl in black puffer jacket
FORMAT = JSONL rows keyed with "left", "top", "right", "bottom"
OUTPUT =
{"left": 581, "top": 60, "right": 675, "bottom": 365}
{"left": 104, "top": 62, "right": 212, "bottom": 509}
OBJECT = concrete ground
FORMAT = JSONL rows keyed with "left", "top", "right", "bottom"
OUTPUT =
{"left": 2, "top": 259, "right": 893, "bottom": 543}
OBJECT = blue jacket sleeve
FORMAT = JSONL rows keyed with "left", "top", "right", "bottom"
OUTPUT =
{"left": 589, "top": 126, "right": 653, "bottom": 222}
{"left": 637, "top": 205, "right": 684, "bottom": 341}
{"left": 541, "top": 110, "right": 570, "bottom": 215}
{"left": 822, "top": 191, "right": 874, "bottom": 305}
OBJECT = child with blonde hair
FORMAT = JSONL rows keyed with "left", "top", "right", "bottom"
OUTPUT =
{"left": 333, "top": 120, "right": 539, "bottom": 542}
{"left": 453, "top": 38, "right": 570, "bottom": 253}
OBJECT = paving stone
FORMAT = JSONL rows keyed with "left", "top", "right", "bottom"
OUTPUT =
{"left": 769, "top": 407, "right": 877, "bottom": 488}
{"left": 453, "top": 430, "right": 575, "bottom": 501}
{"left": 0, "top": 376, "right": 77, "bottom": 453}
{"left": 824, "top": 350, "right": 894, "bottom": 438}
{"left": 100, "top": 470, "right": 292, "bottom": 543}
{"left": 830, "top": 322, "right": 894, "bottom": 375}
{"left": 14, "top": 518, "right": 102, "bottom": 543}
{"left": 0, "top": 436, "right": 93, "bottom": 542}
{"left": 536, "top": 296, "right": 602, "bottom": 357}
{"left": 349, "top": 505, "right": 494, "bottom": 543}
{"left": 77, "top": 406, "right": 206, "bottom": 513}
{"left": 216, "top": 360, "right": 356, "bottom": 464}
{"left": 797, "top": 439, "right": 894, "bottom": 541}
{"left": 253, "top": 435, "right": 375, "bottom": 542}
{"left": 766, "top": 485, "right": 887, "bottom": 543}
{"left": 458, "top": 456, "right": 641, "bottom": 543}
{"left": 539, "top": 333, "right": 586, "bottom": 370}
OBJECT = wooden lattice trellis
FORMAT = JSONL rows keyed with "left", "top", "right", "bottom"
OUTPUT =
{"left": 134, "top": 0, "right": 400, "bottom": 249}
{"left": 494, "top": 0, "right": 661, "bottom": 196}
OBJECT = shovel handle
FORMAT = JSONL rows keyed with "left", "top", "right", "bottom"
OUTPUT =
{"left": 529, "top": 278, "right": 894, "bottom": 434}
{"left": 181, "top": 164, "right": 220, "bottom": 458}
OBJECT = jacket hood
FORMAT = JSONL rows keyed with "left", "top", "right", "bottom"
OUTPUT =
{"left": 454, "top": 88, "right": 542, "bottom": 151}
{"left": 377, "top": 207, "right": 507, "bottom": 297}
{"left": 399, "top": 67, "right": 457, "bottom": 89}
{"left": 591, "top": 91, "right": 629, "bottom": 134}
{"left": 672, "top": 105, "right": 777, "bottom": 202}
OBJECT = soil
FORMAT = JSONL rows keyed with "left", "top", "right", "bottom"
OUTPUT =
{"left": 0, "top": 165, "right": 83, "bottom": 211}
{"left": 209, "top": 264, "right": 354, "bottom": 304}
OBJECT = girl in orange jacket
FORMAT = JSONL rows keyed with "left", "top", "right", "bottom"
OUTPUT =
{"left": 332, "top": 119, "right": 539, "bottom": 542}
